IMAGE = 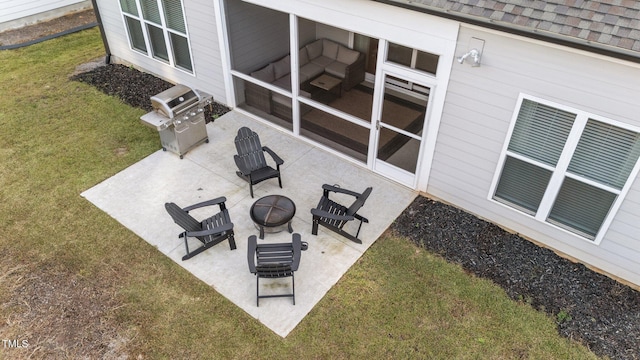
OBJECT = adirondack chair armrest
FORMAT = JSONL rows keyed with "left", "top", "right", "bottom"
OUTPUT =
{"left": 311, "top": 208, "right": 355, "bottom": 222}
{"left": 291, "top": 233, "right": 302, "bottom": 271}
{"left": 321, "top": 184, "right": 361, "bottom": 198}
{"left": 182, "top": 197, "right": 228, "bottom": 212}
{"left": 182, "top": 222, "right": 234, "bottom": 238}
{"left": 247, "top": 235, "right": 258, "bottom": 273}
{"left": 234, "top": 155, "right": 252, "bottom": 175}
{"left": 262, "top": 146, "right": 284, "bottom": 165}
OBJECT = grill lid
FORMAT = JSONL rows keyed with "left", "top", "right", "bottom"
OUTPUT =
{"left": 150, "top": 84, "right": 202, "bottom": 118}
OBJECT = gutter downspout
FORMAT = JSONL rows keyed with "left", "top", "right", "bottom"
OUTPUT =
{"left": 90, "top": 0, "right": 111, "bottom": 64}
{"left": 374, "top": 0, "right": 640, "bottom": 65}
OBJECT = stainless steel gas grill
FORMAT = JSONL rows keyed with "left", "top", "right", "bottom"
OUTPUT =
{"left": 140, "top": 84, "right": 213, "bottom": 159}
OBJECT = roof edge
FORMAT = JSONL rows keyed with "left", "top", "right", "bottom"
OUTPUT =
{"left": 374, "top": 0, "right": 640, "bottom": 65}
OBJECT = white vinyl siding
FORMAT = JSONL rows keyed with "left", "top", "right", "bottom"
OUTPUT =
{"left": 119, "top": 0, "right": 193, "bottom": 72}
{"left": 422, "top": 25, "right": 640, "bottom": 286}
{"left": 0, "top": 0, "right": 89, "bottom": 26}
{"left": 491, "top": 95, "right": 640, "bottom": 243}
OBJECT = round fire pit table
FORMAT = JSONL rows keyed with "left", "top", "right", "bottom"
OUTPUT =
{"left": 250, "top": 195, "right": 296, "bottom": 239}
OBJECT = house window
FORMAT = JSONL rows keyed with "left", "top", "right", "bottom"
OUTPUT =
{"left": 492, "top": 96, "right": 640, "bottom": 243}
{"left": 119, "top": 0, "right": 193, "bottom": 72}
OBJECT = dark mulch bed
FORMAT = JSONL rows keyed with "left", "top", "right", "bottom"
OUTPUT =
{"left": 72, "top": 63, "right": 640, "bottom": 359}
{"left": 392, "top": 196, "right": 640, "bottom": 360}
{"left": 71, "top": 63, "right": 231, "bottom": 121}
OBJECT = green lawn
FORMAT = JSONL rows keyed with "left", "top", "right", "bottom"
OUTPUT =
{"left": 0, "top": 28, "right": 600, "bottom": 359}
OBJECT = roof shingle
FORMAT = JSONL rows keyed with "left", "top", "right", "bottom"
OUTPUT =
{"left": 381, "top": 0, "right": 640, "bottom": 56}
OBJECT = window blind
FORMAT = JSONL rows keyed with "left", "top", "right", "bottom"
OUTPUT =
{"left": 120, "top": 0, "right": 138, "bottom": 16}
{"left": 494, "top": 156, "right": 552, "bottom": 213}
{"left": 568, "top": 120, "right": 640, "bottom": 189}
{"left": 170, "top": 33, "right": 192, "bottom": 71}
{"left": 548, "top": 177, "right": 617, "bottom": 239}
{"left": 124, "top": 17, "right": 147, "bottom": 53}
{"left": 508, "top": 99, "right": 575, "bottom": 167}
{"left": 140, "top": 0, "right": 161, "bottom": 25}
{"left": 162, "top": 0, "right": 186, "bottom": 33}
{"left": 147, "top": 24, "right": 168, "bottom": 61}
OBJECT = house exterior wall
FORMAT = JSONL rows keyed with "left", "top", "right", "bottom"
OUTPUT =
{"left": 429, "top": 25, "right": 640, "bottom": 286}
{"left": 0, "top": 0, "right": 91, "bottom": 32}
{"left": 94, "top": 0, "right": 227, "bottom": 104}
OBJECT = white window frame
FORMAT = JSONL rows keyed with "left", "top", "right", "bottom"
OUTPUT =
{"left": 489, "top": 93, "right": 640, "bottom": 244}
{"left": 119, "top": 0, "right": 194, "bottom": 74}
{"left": 385, "top": 42, "right": 435, "bottom": 98}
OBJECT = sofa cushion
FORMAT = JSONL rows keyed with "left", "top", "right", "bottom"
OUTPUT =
{"left": 336, "top": 46, "right": 360, "bottom": 65}
{"left": 272, "top": 74, "right": 292, "bottom": 91}
{"left": 271, "top": 92, "right": 291, "bottom": 106}
{"left": 322, "top": 39, "right": 339, "bottom": 59}
{"left": 300, "top": 62, "right": 324, "bottom": 81}
{"left": 299, "top": 47, "right": 309, "bottom": 66}
{"left": 305, "top": 39, "right": 323, "bottom": 59}
{"left": 273, "top": 55, "right": 291, "bottom": 79}
{"left": 325, "top": 61, "right": 348, "bottom": 79}
{"left": 251, "top": 63, "right": 275, "bottom": 83}
{"left": 310, "top": 55, "right": 334, "bottom": 69}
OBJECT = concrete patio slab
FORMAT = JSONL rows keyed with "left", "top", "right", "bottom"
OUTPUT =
{"left": 81, "top": 111, "right": 416, "bottom": 337}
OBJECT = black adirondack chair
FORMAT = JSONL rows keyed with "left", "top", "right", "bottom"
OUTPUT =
{"left": 234, "top": 126, "right": 284, "bottom": 198}
{"left": 311, "top": 184, "right": 373, "bottom": 244}
{"left": 247, "top": 233, "right": 302, "bottom": 306}
{"left": 165, "top": 197, "right": 236, "bottom": 260}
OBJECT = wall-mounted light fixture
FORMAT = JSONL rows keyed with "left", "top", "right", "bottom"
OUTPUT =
{"left": 458, "top": 49, "right": 481, "bottom": 66}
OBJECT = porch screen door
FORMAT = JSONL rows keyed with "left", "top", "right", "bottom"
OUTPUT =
{"left": 373, "top": 73, "right": 429, "bottom": 187}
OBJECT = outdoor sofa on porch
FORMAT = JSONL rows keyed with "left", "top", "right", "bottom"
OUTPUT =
{"left": 245, "top": 38, "right": 365, "bottom": 120}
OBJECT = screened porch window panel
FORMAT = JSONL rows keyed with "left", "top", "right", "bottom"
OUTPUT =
{"left": 548, "top": 177, "right": 617, "bottom": 239}
{"left": 508, "top": 99, "right": 575, "bottom": 167}
{"left": 415, "top": 51, "right": 438, "bottom": 74}
{"left": 568, "top": 120, "right": 640, "bottom": 189}
{"left": 140, "top": 0, "right": 162, "bottom": 25}
{"left": 162, "top": 0, "right": 186, "bottom": 33}
{"left": 494, "top": 156, "right": 552, "bottom": 214}
{"left": 387, "top": 43, "right": 412, "bottom": 67}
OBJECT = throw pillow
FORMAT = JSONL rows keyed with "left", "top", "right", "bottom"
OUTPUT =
{"left": 273, "top": 55, "right": 291, "bottom": 79}
{"left": 306, "top": 39, "right": 323, "bottom": 59}
{"left": 322, "top": 39, "right": 339, "bottom": 59}
{"left": 336, "top": 46, "right": 360, "bottom": 65}
{"left": 299, "top": 47, "right": 309, "bottom": 66}
{"left": 250, "top": 63, "right": 275, "bottom": 83}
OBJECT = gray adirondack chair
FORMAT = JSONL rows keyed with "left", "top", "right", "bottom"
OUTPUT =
{"left": 165, "top": 197, "right": 236, "bottom": 260}
{"left": 234, "top": 126, "right": 284, "bottom": 198}
{"left": 247, "top": 233, "right": 302, "bottom": 306}
{"left": 311, "top": 184, "right": 372, "bottom": 244}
